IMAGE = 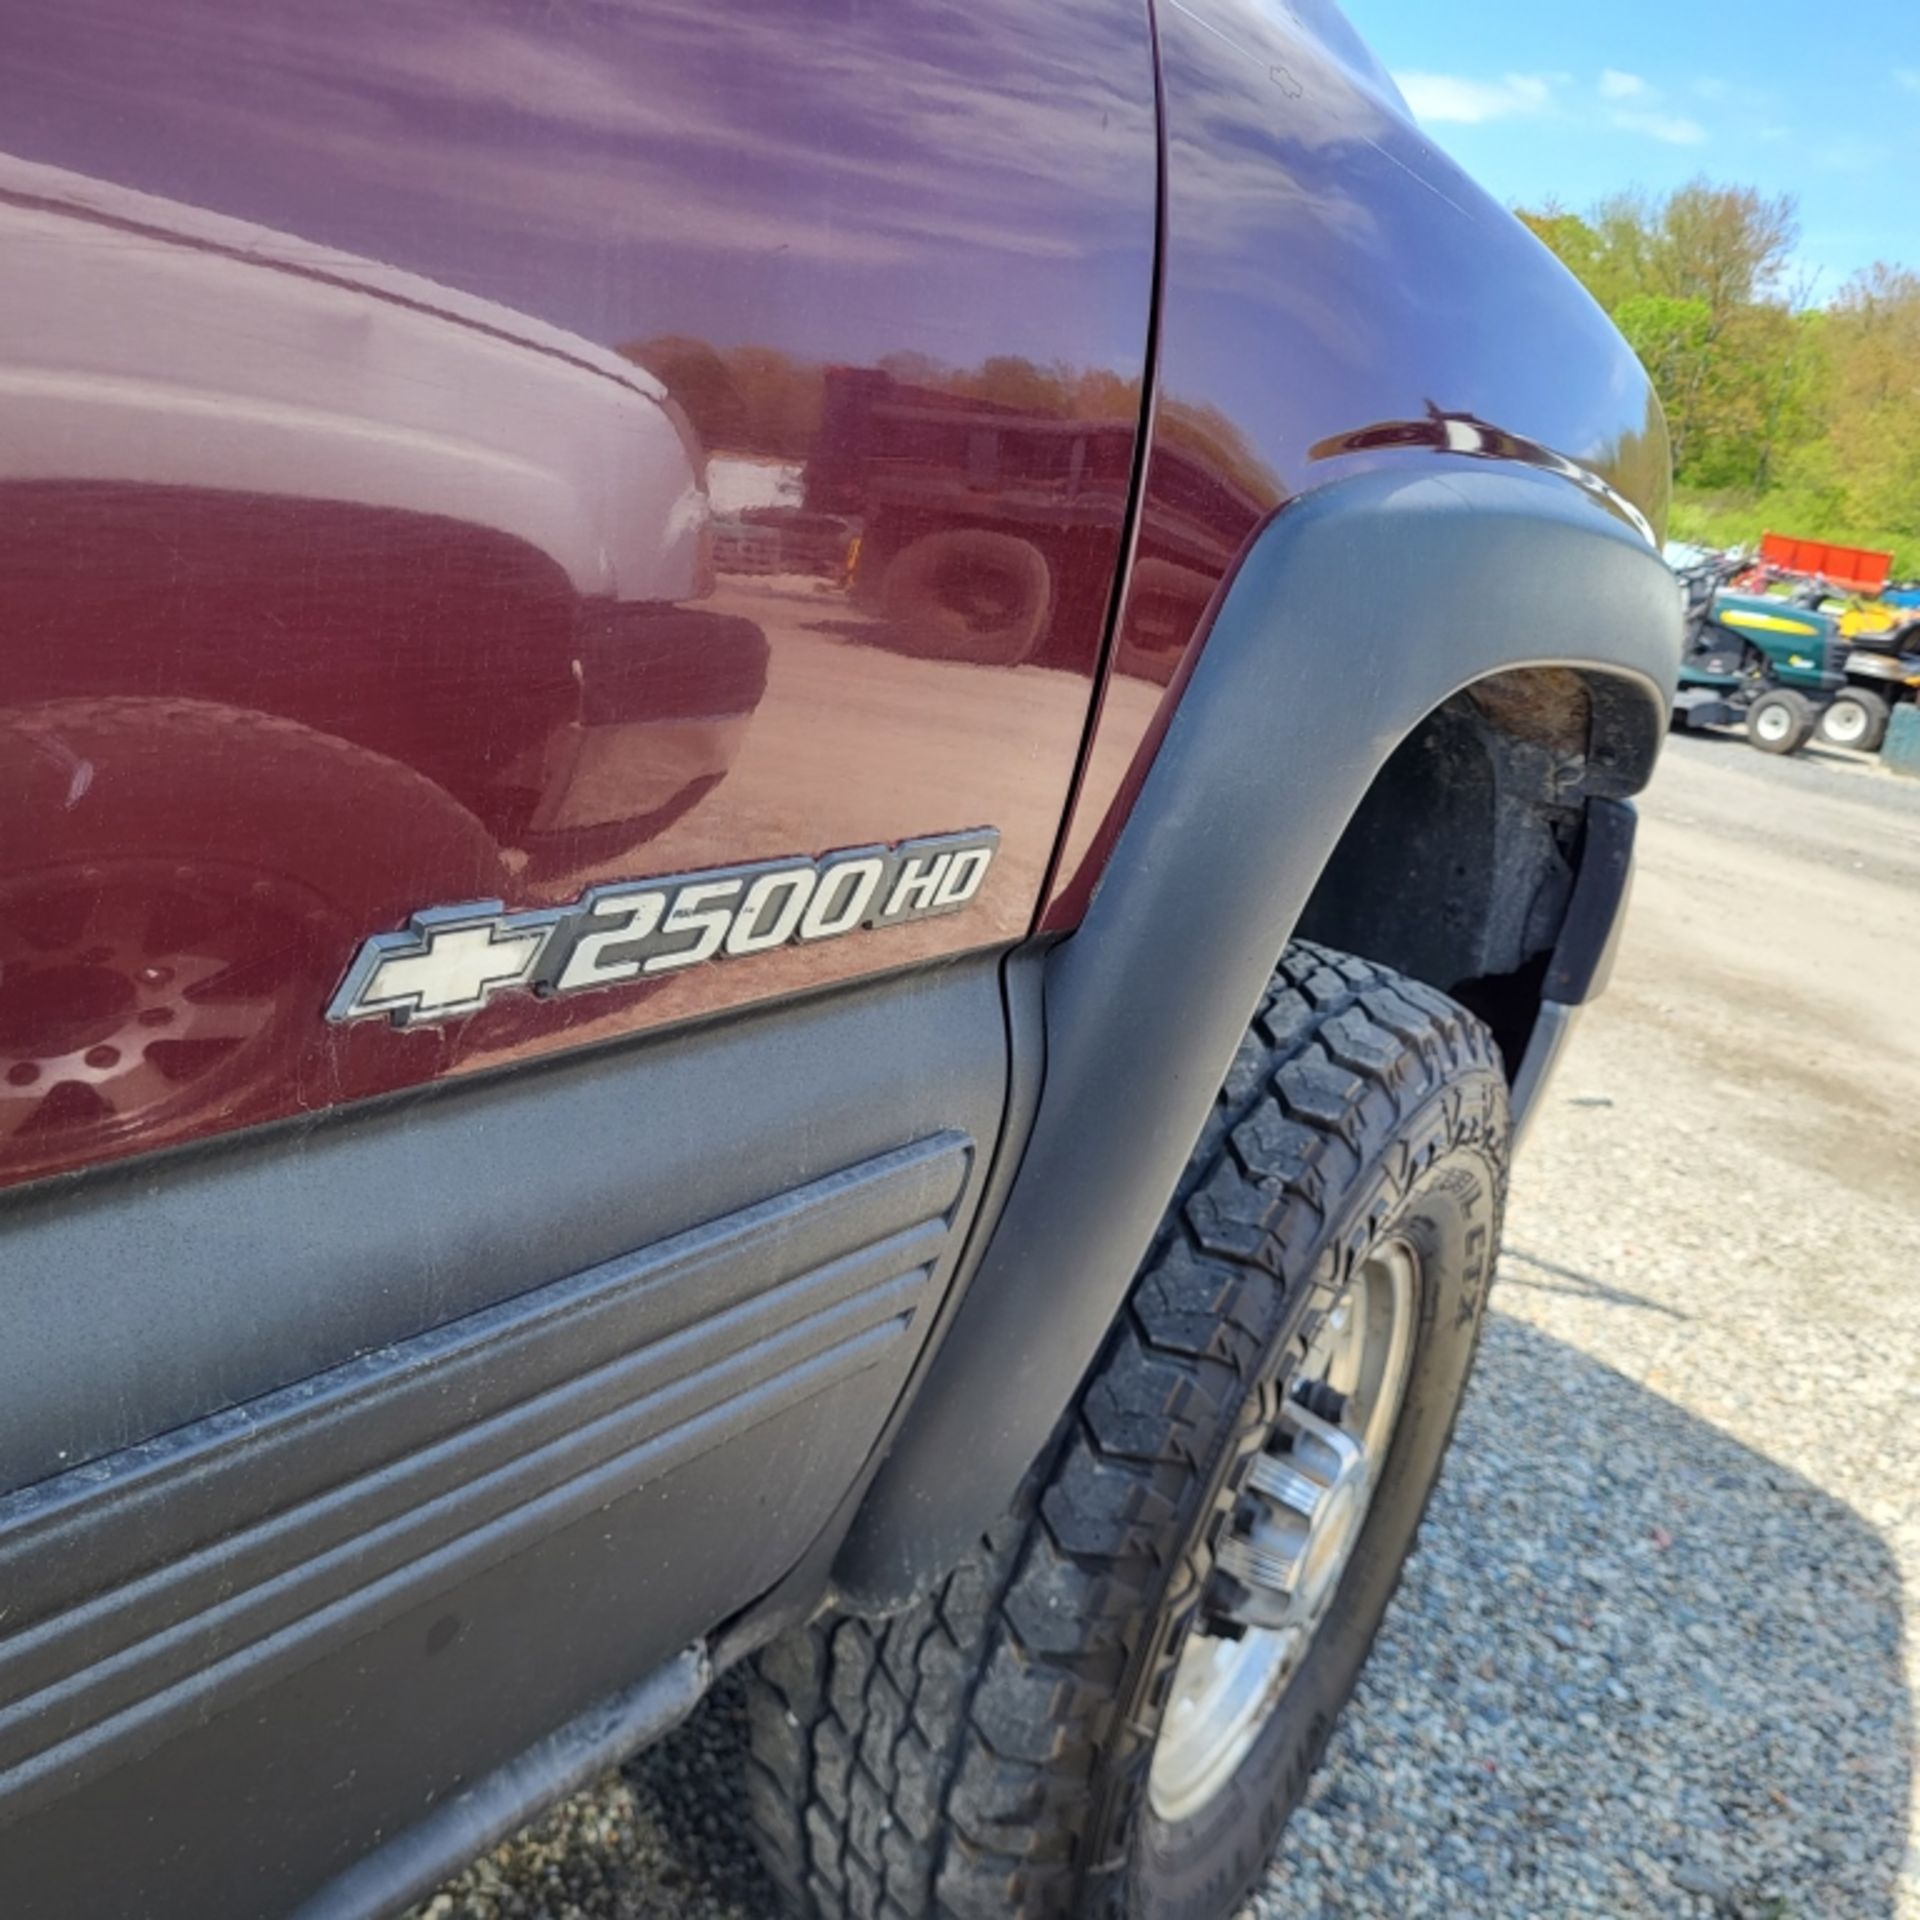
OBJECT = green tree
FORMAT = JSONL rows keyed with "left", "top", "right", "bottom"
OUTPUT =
{"left": 1518, "top": 178, "right": 1917, "bottom": 570}
{"left": 1647, "top": 181, "right": 1797, "bottom": 322}
{"left": 1516, "top": 193, "right": 1653, "bottom": 311}
{"left": 1612, "top": 293, "right": 1713, "bottom": 471}
{"left": 1515, "top": 202, "right": 1609, "bottom": 294}
{"left": 1824, "top": 266, "right": 1920, "bottom": 536}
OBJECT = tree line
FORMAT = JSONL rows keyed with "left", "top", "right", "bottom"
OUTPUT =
{"left": 1517, "top": 181, "right": 1920, "bottom": 575}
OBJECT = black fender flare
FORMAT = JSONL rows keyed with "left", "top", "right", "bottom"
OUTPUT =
{"left": 836, "top": 460, "right": 1681, "bottom": 1608}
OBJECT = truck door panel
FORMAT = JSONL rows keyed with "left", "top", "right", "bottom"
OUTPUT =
{"left": 0, "top": 0, "right": 1159, "bottom": 1189}
{"left": 0, "top": 4, "right": 1158, "bottom": 1911}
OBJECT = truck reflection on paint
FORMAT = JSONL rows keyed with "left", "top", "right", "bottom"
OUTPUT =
{"left": 639, "top": 347, "right": 1279, "bottom": 683}
{"left": 0, "top": 167, "right": 767, "bottom": 1181}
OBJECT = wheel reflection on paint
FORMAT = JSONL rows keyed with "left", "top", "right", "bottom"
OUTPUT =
{"left": 0, "top": 865, "right": 320, "bottom": 1171}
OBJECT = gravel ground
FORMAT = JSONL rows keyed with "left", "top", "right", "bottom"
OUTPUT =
{"left": 419, "top": 732, "right": 1920, "bottom": 1920}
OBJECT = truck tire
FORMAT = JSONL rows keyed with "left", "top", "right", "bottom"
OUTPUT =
{"left": 0, "top": 697, "right": 501, "bottom": 1178}
{"left": 879, "top": 529, "right": 1053, "bottom": 667}
{"left": 1819, "top": 687, "right": 1890, "bottom": 753}
{"left": 746, "top": 943, "right": 1508, "bottom": 1920}
{"left": 1746, "top": 687, "right": 1816, "bottom": 755}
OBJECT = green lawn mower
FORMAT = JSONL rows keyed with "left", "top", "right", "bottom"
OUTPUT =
{"left": 1670, "top": 554, "right": 1857, "bottom": 755}
{"left": 1775, "top": 576, "right": 1920, "bottom": 753}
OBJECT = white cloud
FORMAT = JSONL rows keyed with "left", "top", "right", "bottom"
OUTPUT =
{"left": 1393, "top": 70, "right": 1556, "bottom": 125}
{"left": 1393, "top": 65, "right": 1709, "bottom": 146}
{"left": 1594, "top": 70, "right": 1707, "bottom": 143}
{"left": 1611, "top": 107, "right": 1708, "bottom": 145}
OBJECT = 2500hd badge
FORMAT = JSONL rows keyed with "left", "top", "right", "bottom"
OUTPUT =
{"left": 328, "top": 828, "right": 1000, "bottom": 1027}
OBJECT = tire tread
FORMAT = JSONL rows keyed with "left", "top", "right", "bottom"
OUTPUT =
{"left": 746, "top": 942, "right": 1505, "bottom": 1917}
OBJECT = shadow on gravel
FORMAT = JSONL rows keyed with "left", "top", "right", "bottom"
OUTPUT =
{"left": 413, "top": 1678, "right": 774, "bottom": 1920}
{"left": 1260, "top": 1312, "right": 1913, "bottom": 1919}
{"left": 419, "top": 1313, "right": 1912, "bottom": 1920}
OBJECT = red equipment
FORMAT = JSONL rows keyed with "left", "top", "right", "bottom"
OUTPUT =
{"left": 1761, "top": 532, "right": 1893, "bottom": 594}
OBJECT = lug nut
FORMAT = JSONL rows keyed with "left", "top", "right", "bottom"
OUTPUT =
{"left": 1293, "top": 1379, "right": 1350, "bottom": 1424}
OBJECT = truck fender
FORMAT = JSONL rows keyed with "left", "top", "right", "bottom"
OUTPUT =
{"left": 836, "top": 459, "right": 1681, "bottom": 1608}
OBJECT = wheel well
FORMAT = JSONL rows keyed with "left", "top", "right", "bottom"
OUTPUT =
{"left": 1292, "top": 667, "right": 1656, "bottom": 1075}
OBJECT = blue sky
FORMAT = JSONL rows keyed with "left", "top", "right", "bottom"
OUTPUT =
{"left": 1348, "top": 0, "right": 1918, "bottom": 295}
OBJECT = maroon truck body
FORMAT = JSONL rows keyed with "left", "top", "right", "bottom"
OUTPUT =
{"left": 0, "top": 0, "right": 1661, "bottom": 1192}
{"left": 0, "top": 7, "right": 1676, "bottom": 1915}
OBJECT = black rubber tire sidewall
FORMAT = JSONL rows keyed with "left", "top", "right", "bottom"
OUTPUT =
{"left": 1, "top": 696, "right": 502, "bottom": 909}
{"left": 1127, "top": 1145, "right": 1499, "bottom": 1917}
{"left": 879, "top": 529, "right": 1053, "bottom": 666}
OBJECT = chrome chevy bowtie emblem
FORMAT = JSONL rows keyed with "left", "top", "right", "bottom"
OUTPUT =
{"left": 328, "top": 906, "right": 560, "bottom": 1026}
{"left": 328, "top": 828, "right": 999, "bottom": 1027}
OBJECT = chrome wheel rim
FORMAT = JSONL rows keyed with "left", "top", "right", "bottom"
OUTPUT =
{"left": 1147, "top": 1243, "right": 1419, "bottom": 1823}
